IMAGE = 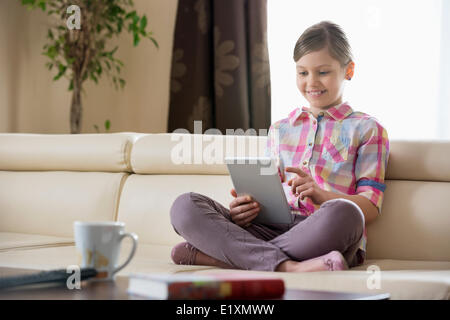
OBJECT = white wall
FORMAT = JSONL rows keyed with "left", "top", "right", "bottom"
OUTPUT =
{"left": 268, "top": 0, "right": 449, "bottom": 140}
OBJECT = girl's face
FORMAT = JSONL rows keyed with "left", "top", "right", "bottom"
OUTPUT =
{"left": 295, "top": 47, "right": 348, "bottom": 113}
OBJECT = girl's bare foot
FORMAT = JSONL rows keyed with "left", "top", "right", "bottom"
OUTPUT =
{"left": 276, "top": 251, "right": 349, "bottom": 272}
{"left": 171, "top": 242, "right": 233, "bottom": 269}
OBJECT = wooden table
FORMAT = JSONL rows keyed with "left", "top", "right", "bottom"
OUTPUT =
{"left": 0, "top": 267, "right": 390, "bottom": 300}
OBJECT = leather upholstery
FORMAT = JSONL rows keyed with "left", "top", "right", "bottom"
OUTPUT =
{"left": 0, "top": 133, "right": 449, "bottom": 299}
{"left": 117, "top": 174, "right": 234, "bottom": 246}
{"left": 386, "top": 140, "right": 450, "bottom": 181}
{"left": 131, "top": 133, "right": 265, "bottom": 174}
{"left": 0, "top": 133, "right": 141, "bottom": 172}
{"left": 0, "top": 171, "right": 128, "bottom": 237}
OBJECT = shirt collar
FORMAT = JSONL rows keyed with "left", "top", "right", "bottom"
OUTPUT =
{"left": 288, "top": 101, "right": 353, "bottom": 126}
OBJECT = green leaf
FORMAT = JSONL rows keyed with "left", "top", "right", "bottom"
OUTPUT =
{"left": 115, "top": 59, "right": 124, "bottom": 67}
{"left": 38, "top": 1, "right": 46, "bottom": 11}
{"left": 133, "top": 32, "right": 140, "bottom": 46}
{"left": 53, "top": 63, "right": 67, "bottom": 81}
{"left": 150, "top": 37, "right": 159, "bottom": 49}
{"left": 104, "top": 120, "right": 111, "bottom": 131}
{"left": 112, "top": 76, "right": 118, "bottom": 90}
{"left": 44, "top": 45, "right": 58, "bottom": 60}
{"left": 125, "top": 10, "right": 136, "bottom": 20}
{"left": 132, "top": 14, "right": 139, "bottom": 25}
{"left": 90, "top": 72, "right": 98, "bottom": 84}
{"left": 21, "top": 0, "right": 36, "bottom": 11}
{"left": 105, "top": 24, "right": 114, "bottom": 34}
{"left": 119, "top": 78, "right": 125, "bottom": 89}
{"left": 140, "top": 15, "right": 147, "bottom": 31}
{"left": 21, "top": 0, "right": 35, "bottom": 6}
{"left": 93, "top": 124, "right": 100, "bottom": 133}
{"left": 110, "top": 46, "right": 118, "bottom": 55}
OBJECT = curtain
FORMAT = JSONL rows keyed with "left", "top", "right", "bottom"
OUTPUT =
{"left": 167, "top": 0, "right": 271, "bottom": 135}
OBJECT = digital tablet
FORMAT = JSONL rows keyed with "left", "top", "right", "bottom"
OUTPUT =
{"left": 224, "top": 156, "right": 293, "bottom": 225}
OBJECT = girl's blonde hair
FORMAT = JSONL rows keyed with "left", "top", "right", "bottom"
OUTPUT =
{"left": 293, "top": 21, "right": 353, "bottom": 67}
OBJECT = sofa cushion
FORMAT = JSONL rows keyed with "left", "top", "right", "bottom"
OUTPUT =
{"left": 0, "top": 133, "right": 142, "bottom": 172}
{"left": 386, "top": 140, "right": 450, "bottom": 182}
{"left": 117, "top": 174, "right": 235, "bottom": 246}
{"left": 130, "top": 135, "right": 450, "bottom": 181}
{"left": 0, "top": 171, "right": 129, "bottom": 237}
{"left": 0, "top": 243, "right": 215, "bottom": 274}
{"left": 0, "top": 244, "right": 448, "bottom": 300}
{"left": 131, "top": 133, "right": 266, "bottom": 174}
{"left": 351, "top": 259, "right": 450, "bottom": 271}
{"left": 367, "top": 180, "right": 450, "bottom": 261}
{"left": 0, "top": 232, "right": 74, "bottom": 252}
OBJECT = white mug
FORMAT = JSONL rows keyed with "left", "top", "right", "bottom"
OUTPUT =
{"left": 74, "top": 221, "right": 138, "bottom": 281}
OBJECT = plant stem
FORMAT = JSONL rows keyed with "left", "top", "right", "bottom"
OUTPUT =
{"left": 70, "top": 78, "right": 82, "bottom": 134}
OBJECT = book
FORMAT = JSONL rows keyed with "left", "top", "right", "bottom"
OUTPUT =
{"left": 127, "top": 272, "right": 285, "bottom": 300}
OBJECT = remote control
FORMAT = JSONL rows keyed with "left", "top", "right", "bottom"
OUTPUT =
{"left": 0, "top": 268, "right": 98, "bottom": 289}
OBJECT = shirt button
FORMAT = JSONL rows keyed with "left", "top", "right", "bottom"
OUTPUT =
{"left": 303, "top": 161, "right": 308, "bottom": 166}
{"left": 313, "top": 120, "right": 317, "bottom": 125}
{"left": 308, "top": 142, "right": 313, "bottom": 146}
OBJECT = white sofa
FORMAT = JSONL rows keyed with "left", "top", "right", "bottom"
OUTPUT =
{"left": 0, "top": 132, "right": 449, "bottom": 300}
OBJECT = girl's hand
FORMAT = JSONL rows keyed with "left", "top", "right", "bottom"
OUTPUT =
{"left": 229, "top": 189, "right": 260, "bottom": 228}
{"left": 285, "top": 167, "right": 330, "bottom": 205}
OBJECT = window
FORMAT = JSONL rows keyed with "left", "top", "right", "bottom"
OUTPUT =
{"left": 268, "top": 0, "right": 449, "bottom": 140}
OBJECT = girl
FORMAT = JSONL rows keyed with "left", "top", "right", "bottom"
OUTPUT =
{"left": 169, "top": 21, "right": 389, "bottom": 272}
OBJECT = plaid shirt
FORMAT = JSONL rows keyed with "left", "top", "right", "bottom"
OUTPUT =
{"left": 265, "top": 101, "right": 390, "bottom": 262}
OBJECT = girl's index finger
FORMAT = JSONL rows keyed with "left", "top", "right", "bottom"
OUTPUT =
{"left": 285, "top": 166, "right": 308, "bottom": 177}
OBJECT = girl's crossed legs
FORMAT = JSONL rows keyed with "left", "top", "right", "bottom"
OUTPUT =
{"left": 170, "top": 192, "right": 364, "bottom": 272}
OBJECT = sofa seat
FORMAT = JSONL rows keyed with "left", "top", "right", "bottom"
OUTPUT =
{"left": 0, "top": 243, "right": 448, "bottom": 300}
{"left": 0, "top": 243, "right": 216, "bottom": 274}
{"left": 0, "top": 232, "right": 74, "bottom": 252}
{"left": 191, "top": 267, "right": 450, "bottom": 300}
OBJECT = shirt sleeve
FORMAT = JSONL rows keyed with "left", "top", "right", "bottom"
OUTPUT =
{"left": 354, "top": 120, "right": 390, "bottom": 213}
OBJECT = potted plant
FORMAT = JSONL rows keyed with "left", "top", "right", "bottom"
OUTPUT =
{"left": 20, "top": 0, "right": 158, "bottom": 133}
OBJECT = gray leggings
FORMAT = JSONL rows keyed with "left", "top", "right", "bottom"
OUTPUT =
{"left": 170, "top": 192, "right": 364, "bottom": 271}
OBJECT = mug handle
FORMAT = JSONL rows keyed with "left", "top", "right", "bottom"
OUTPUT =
{"left": 113, "top": 231, "right": 138, "bottom": 276}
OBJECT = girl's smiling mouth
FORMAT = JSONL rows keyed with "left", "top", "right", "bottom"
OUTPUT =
{"left": 307, "top": 90, "right": 327, "bottom": 97}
